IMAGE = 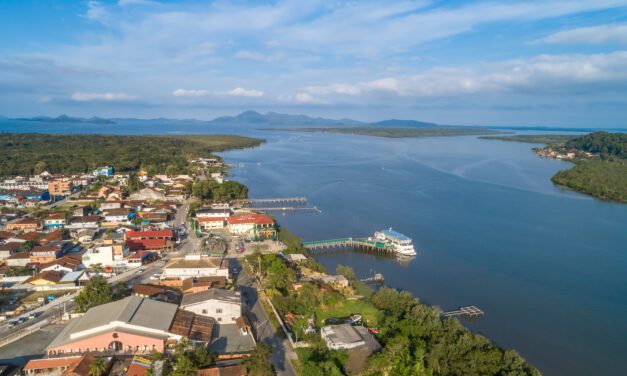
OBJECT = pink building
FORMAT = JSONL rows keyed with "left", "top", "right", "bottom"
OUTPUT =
{"left": 47, "top": 296, "right": 212, "bottom": 356}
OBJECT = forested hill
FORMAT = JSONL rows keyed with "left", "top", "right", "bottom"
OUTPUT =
{"left": 0, "top": 133, "right": 263, "bottom": 176}
{"left": 565, "top": 131, "right": 627, "bottom": 159}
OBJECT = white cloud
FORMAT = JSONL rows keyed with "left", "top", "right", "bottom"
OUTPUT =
{"left": 227, "top": 87, "right": 264, "bottom": 97}
{"left": 539, "top": 23, "right": 627, "bottom": 44}
{"left": 173, "top": 87, "right": 263, "bottom": 98}
{"left": 301, "top": 51, "right": 627, "bottom": 100}
{"left": 278, "top": 92, "right": 327, "bottom": 104}
{"left": 71, "top": 92, "right": 137, "bottom": 101}
{"left": 172, "top": 89, "right": 210, "bottom": 97}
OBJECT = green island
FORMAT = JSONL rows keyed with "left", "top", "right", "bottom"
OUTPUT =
{"left": 264, "top": 127, "right": 504, "bottom": 138}
{"left": 244, "top": 227, "right": 540, "bottom": 376}
{"left": 0, "top": 133, "right": 264, "bottom": 176}
{"left": 483, "top": 132, "right": 627, "bottom": 203}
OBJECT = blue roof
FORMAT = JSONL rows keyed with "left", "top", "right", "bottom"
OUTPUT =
{"left": 382, "top": 229, "right": 411, "bottom": 241}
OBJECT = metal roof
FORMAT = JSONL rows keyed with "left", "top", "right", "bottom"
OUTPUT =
{"left": 181, "top": 288, "right": 240, "bottom": 306}
{"left": 381, "top": 228, "right": 411, "bottom": 242}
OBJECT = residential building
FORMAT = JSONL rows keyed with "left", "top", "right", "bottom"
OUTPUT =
{"left": 196, "top": 365, "right": 247, "bottom": 376}
{"left": 125, "top": 230, "right": 174, "bottom": 241}
{"left": 24, "top": 355, "right": 109, "bottom": 376}
{"left": 226, "top": 215, "right": 276, "bottom": 240}
{"left": 5, "top": 217, "right": 41, "bottom": 232}
{"left": 196, "top": 208, "right": 231, "bottom": 218}
{"left": 162, "top": 255, "right": 228, "bottom": 279}
{"left": 103, "top": 208, "right": 131, "bottom": 223}
{"left": 320, "top": 324, "right": 381, "bottom": 351}
{"left": 48, "top": 179, "right": 73, "bottom": 196}
{"left": 180, "top": 289, "right": 242, "bottom": 324}
{"left": 40, "top": 256, "right": 84, "bottom": 273}
{"left": 73, "top": 206, "right": 91, "bottom": 217}
{"left": 67, "top": 216, "right": 101, "bottom": 229}
{"left": 44, "top": 212, "right": 67, "bottom": 229}
{"left": 0, "top": 242, "right": 21, "bottom": 260}
{"left": 82, "top": 243, "right": 128, "bottom": 268}
{"left": 195, "top": 217, "right": 226, "bottom": 231}
{"left": 130, "top": 188, "right": 167, "bottom": 201}
{"left": 93, "top": 166, "right": 114, "bottom": 177}
{"left": 29, "top": 244, "right": 64, "bottom": 264}
{"left": 46, "top": 295, "right": 213, "bottom": 356}
{"left": 182, "top": 276, "right": 227, "bottom": 294}
{"left": 6, "top": 252, "right": 30, "bottom": 267}
{"left": 321, "top": 275, "right": 350, "bottom": 289}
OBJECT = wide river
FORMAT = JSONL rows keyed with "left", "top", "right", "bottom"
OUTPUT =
{"left": 2, "top": 119, "right": 626, "bottom": 375}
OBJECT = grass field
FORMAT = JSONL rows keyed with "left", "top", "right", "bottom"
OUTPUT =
{"left": 315, "top": 299, "right": 382, "bottom": 326}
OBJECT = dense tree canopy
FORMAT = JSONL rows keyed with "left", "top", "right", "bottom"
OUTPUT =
{"left": 191, "top": 180, "right": 248, "bottom": 201}
{"left": 565, "top": 131, "right": 627, "bottom": 160}
{"left": 0, "top": 133, "right": 262, "bottom": 176}
{"left": 74, "top": 277, "right": 113, "bottom": 313}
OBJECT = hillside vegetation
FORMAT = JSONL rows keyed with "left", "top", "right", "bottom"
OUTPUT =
{"left": 0, "top": 133, "right": 263, "bottom": 176}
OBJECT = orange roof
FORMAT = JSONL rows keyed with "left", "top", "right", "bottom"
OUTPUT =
{"left": 126, "top": 230, "right": 174, "bottom": 239}
{"left": 24, "top": 356, "right": 83, "bottom": 371}
{"left": 126, "top": 362, "right": 150, "bottom": 376}
{"left": 197, "top": 217, "right": 227, "bottom": 222}
{"left": 227, "top": 215, "right": 274, "bottom": 225}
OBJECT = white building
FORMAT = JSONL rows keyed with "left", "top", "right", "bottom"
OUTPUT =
{"left": 321, "top": 324, "right": 381, "bottom": 351}
{"left": 196, "top": 208, "right": 231, "bottom": 218}
{"left": 162, "top": 255, "right": 228, "bottom": 279}
{"left": 180, "top": 289, "right": 241, "bottom": 324}
{"left": 196, "top": 217, "right": 226, "bottom": 230}
{"left": 82, "top": 244, "right": 128, "bottom": 268}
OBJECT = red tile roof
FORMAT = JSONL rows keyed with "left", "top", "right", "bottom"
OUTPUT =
{"left": 126, "top": 238, "right": 168, "bottom": 250}
{"left": 24, "top": 356, "right": 84, "bottom": 371}
{"left": 125, "top": 230, "right": 174, "bottom": 239}
{"left": 227, "top": 215, "right": 275, "bottom": 225}
{"left": 197, "top": 217, "right": 227, "bottom": 222}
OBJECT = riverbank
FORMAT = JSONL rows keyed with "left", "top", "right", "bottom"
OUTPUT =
{"left": 482, "top": 132, "right": 627, "bottom": 203}
{"left": 262, "top": 126, "right": 504, "bottom": 138}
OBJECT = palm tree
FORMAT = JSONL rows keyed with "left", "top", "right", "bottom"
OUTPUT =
{"left": 89, "top": 356, "right": 108, "bottom": 376}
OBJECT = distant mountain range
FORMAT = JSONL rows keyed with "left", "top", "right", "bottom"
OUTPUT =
{"left": 9, "top": 111, "right": 444, "bottom": 127}
{"left": 13, "top": 115, "right": 115, "bottom": 124}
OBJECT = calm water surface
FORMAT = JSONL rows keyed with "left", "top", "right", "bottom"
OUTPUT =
{"left": 220, "top": 132, "right": 627, "bottom": 376}
{"left": 2, "top": 119, "right": 626, "bottom": 375}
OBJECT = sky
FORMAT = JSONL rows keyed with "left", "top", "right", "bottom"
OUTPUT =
{"left": 1, "top": 0, "right": 627, "bottom": 126}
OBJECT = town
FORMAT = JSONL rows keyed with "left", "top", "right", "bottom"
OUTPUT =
{"left": 0, "top": 158, "right": 384, "bottom": 376}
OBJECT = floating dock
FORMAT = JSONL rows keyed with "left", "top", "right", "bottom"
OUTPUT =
{"left": 235, "top": 197, "right": 308, "bottom": 206}
{"left": 254, "top": 206, "right": 321, "bottom": 213}
{"left": 441, "top": 306, "right": 484, "bottom": 319}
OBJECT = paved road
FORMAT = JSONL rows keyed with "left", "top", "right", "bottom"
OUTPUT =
{"left": 236, "top": 264, "right": 296, "bottom": 376}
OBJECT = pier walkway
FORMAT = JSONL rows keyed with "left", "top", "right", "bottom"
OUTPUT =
{"left": 235, "top": 197, "right": 308, "bottom": 205}
{"left": 303, "top": 237, "right": 392, "bottom": 254}
{"left": 441, "top": 306, "right": 484, "bottom": 319}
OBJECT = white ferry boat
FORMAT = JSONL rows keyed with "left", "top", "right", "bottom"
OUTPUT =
{"left": 374, "top": 228, "right": 417, "bottom": 256}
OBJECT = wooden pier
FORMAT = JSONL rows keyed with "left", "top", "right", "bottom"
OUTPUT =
{"left": 254, "top": 206, "right": 321, "bottom": 213}
{"left": 441, "top": 306, "right": 484, "bottom": 319}
{"left": 235, "top": 197, "right": 308, "bottom": 206}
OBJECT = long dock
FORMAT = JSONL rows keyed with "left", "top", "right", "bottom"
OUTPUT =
{"left": 254, "top": 206, "right": 321, "bottom": 213}
{"left": 235, "top": 197, "right": 308, "bottom": 205}
{"left": 303, "top": 237, "right": 393, "bottom": 254}
{"left": 441, "top": 306, "right": 484, "bottom": 319}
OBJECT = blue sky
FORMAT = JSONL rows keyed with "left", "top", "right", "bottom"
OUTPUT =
{"left": 2, "top": 0, "right": 627, "bottom": 126}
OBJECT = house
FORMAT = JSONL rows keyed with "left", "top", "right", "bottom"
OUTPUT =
{"left": 195, "top": 217, "right": 226, "bottom": 231}
{"left": 73, "top": 206, "right": 91, "bottom": 217}
{"left": 125, "top": 230, "right": 174, "bottom": 241}
{"left": 75, "top": 228, "right": 97, "bottom": 243}
{"left": 93, "top": 166, "right": 114, "bottom": 177}
{"left": 226, "top": 215, "right": 276, "bottom": 240}
{"left": 196, "top": 208, "right": 231, "bottom": 218}
{"left": 132, "top": 284, "right": 167, "bottom": 299}
{"left": 103, "top": 208, "right": 131, "bottom": 223}
{"left": 320, "top": 324, "right": 381, "bottom": 351}
{"left": 126, "top": 239, "right": 172, "bottom": 253}
{"left": 46, "top": 296, "right": 213, "bottom": 356}
{"left": 196, "top": 365, "right": 247, "bottom": 376}
{"left": 182, "top": 276, "right": 227, "bottom": 294}
{"left": 5, "top": 217, "right": 41, "bottom": 232}
{"left": 29, "top": 244, "right": 65, "bottom": 264}
{"left": 286, "top": 254, "right": 308, "bottom": 263}
{"left": 321, "top": 275, "right": 350, "bottom": 289}
{"left": 58, "top": 270, "right": 91, "bottom": 287}
{"left": 180, "top": 289, "right": 241, "bottom": 324}
{"left": 39, "top": 229, "right": 67, "bottom": 244}
{"left": 40, "top": 256, "right": 84, "bottom": 273}
{"left": 130, "top": 188, "right": 167, "bottom": 201}
{"left": 6, "top": 252, "right": 30, "bottom": 267}
{"left": 82, "top": 243, "right": 128, "bottom": 268}
{"left": 67, "top": 216, "right": 102, "bottom": 229}
{"left": 126, "top": 251, "right": 157, "bottom": 267}
{"left": 48, "top": 179, "right": 73, "bottom": 196}
{"left": 162, "top": 255, "right": 228, "bottom": 280}
{"left": 25, "top": 270, "right": 66, "bottom": 289}
{"left": 100, "top": 201, "right": 125, "bottom": 210}
{"left": 0, "top": 242, "right": 21, "bottom": 260}
{"left": 44, "top": 212, "right": 67, "bottom": 229}
{"left": 24, "top": 355, "right": 110, "bottom": 376}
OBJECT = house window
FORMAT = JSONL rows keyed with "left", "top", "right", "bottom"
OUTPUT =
{"left": 217, "top": 317, "right": 222, "bottom": 322}
{"left": 216, "top": 308, "right": 223, "bottom": 313}
{"left": 202, "top": 309, "right": 208, "bottom": 314}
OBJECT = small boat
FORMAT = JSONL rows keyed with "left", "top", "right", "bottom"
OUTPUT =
{"left": 374, "top": 228, "right": 417, "bottom": 256}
